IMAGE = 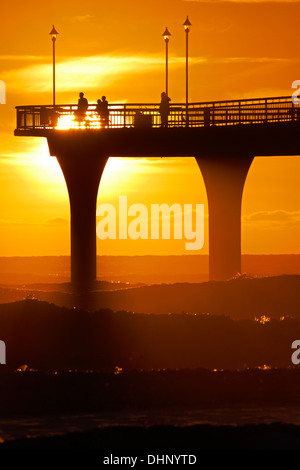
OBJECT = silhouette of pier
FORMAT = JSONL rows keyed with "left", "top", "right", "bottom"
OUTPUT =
{"left": 14, "top": 96, "right": 300, "bottom": 290}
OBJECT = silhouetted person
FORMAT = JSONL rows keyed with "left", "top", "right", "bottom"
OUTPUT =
{"left": 96, "top": 96, "right": 109, "bottom": 127}
{"left": 75, "top": 92, "right": 88, "bottom": 122}
{"left": 96, "top": 99, "right": 102, "bottom": 117}
{"left": 159, "top": 92, "right": 171, "bottom": 128}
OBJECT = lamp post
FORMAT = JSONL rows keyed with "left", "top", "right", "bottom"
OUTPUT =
{"left": 49, "top": 25, "right": 59, "bottom": 107}
{"left": 162, "top": 27, "right": 171, "bottom": 97}
{"left": 183, "top": 16, "right": 191, "bottom": 127}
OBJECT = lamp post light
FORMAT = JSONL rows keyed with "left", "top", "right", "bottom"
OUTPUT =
{"left": 162, "top": 27, "right": 171, "bottom": 97}
{"left": 49, "top": 25, "right": 59, "bottom": 108}
{"left": 183, "top": 16, "right": 191, "bottom": 127}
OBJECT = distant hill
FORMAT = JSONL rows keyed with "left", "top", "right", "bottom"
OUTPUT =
{"left": 0, "top": 254, "right": 299, "bottom": 284}
{"left": 0, "top": 297, "right": 300, "bottom": 371}
{"left": 85, "top": 274, "right": 300, "bottom": 318}
{"left": 0, "top": 274, "right": 299, "bottom": 319}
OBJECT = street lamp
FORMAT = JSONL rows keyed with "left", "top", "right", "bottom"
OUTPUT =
{"left": 162, "top": 27, "right": 171, "bottom": 97}
{"left": 183, "top": 16, "right": 191, "bottom": 127}
{"left": 49, "top": 25, "right": 59, "bottom": 107}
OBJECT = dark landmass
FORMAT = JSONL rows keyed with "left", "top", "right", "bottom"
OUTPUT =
{"left": 0, "top": 297, "right": 299, "bottom": 371}
{"left": 0, "top": 291, "right": 299, "bottom": 451}
{"left": 0, "top": 259, "right": 298, "bottom": 451}
{"left": 1, "top": 368, "right": 300, "bottom": 417}
{"left": 2, "top": 422, "right": 300, "bottom": 450}
{"left": 0, "top": 274, "right": 299, "bottom": 319}
{"left": 1, "top": 369, "right": 300, "bottom": 450}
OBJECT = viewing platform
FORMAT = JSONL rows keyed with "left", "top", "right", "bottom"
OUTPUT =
{"left": 13, "top": 94, "right": 300, "bottom": 288}
{"left": 14, "top": 95, "right": 300, "bottom": 137}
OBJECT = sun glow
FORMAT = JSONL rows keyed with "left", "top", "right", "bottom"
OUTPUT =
{"left": 56, "top": 111, "right": 103, "bottom": 130}
{"left": 11, "top": 139, "right": 67, "bottom": 200}
{"left": 55, "top": 109, "right": 125, "bottom": 130}
{"left": 3, "top": 54, "right": 193, "bottom": 94}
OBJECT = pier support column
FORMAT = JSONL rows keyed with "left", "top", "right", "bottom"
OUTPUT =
{"left": 196, "top": 154, "right": 254, "bottom": 281}
{"left": 47, "top": 135, "right": 108, "bottom": 291}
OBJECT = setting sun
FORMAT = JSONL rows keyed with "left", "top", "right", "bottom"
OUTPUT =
{"left": 0, "top": 0, "right": 300, "bottom": 261}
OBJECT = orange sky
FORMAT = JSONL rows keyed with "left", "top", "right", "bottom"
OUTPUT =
{"left": 0, "top": 0, "right": 300, "bottom": 256}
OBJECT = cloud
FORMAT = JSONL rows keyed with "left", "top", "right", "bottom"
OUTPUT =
{"left": 44, "top": 217, "right": 69, "bottom": 226}
{"left": 2, "top": 54, "right": 172, "bottom": 93}
{"left": 70, "top": 14, "right": 95, "bottom": 22}
{"left": 0, "top": 55, "right": 47, "bottom": 62}
{"left": 2, "top": 53, "right": 291, "bottom": 95}
{"left": 243, "top": 210, "right": 300, "bottom": 226}
{"left": 212, "top": 57, "right": 289, "bottom": 64}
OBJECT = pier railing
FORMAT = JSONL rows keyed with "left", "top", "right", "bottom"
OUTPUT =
{"left": 15, "top": 96, "right": 300, "bottom": 131}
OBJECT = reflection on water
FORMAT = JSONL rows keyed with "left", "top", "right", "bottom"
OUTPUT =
{"left": 1, "top": 407, "right": 300, "bottom": 442}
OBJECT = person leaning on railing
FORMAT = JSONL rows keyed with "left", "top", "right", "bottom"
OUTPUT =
{"left": 159, "top": 92, "right": 171, "bottom": 128}
{"left": 96, "top": 96, "right": 109, "bottom": 128}
{"left": 75, "top": 92, "right": 89, "bottom": 122}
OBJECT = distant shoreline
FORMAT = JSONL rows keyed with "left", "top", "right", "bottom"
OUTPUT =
{"left": 2, "top": 421, "right": 300, "bottom": 450}
{"left": 0, "top": 254, "right": 299, "bottom": 285}
{"left": 2, "top": 369, "right": 300, "bottom": 450}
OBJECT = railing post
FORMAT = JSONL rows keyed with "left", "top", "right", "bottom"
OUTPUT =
{"left": 265, "top": 99, "right": 268, "bottom": 123}
{"left": 124, "top": 104, "right": 126, "bottom": 128}
{"left": 16, "top": 109, "right": 21, "bottom": 129}
{"left": 204, "top": 107, "right": 210, "bottom": 127}
{"left": 291, "top": 100, "right": 295, "bottom": 121}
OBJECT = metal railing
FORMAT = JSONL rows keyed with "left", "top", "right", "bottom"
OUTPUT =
{"left": 15, "top": 96, "right": 300, "bottom": 131}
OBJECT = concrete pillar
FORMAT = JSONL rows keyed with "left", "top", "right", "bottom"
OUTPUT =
{"left": 196, "top": 154, "right": 253, "bottom": 281}
{"left": 47, "top": 135, "right": 108, "bottom": 291}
